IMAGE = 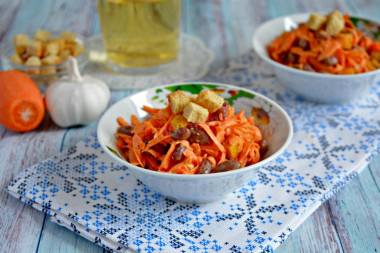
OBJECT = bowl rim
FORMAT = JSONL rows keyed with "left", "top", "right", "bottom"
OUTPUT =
{"left": 252, "top": 12, "right": 380, "bottom": 79}
{"left": 97, "top": 82, "right": 294, "bottom": 180}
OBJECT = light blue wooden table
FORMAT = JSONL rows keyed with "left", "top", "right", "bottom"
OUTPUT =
{"left": 0, "top": 0, "right": 379, "bottom": 252}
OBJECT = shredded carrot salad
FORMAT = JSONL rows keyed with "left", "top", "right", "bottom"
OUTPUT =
{"left": 267, "top": 13, "right": 380, "bottom": 74}
{"left": 114, "top": 99, "right": 265, "bottom": 174}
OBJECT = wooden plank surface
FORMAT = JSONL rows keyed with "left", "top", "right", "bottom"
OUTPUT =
{"left": 0, "top": 0, "right": 379, "bottom": 252}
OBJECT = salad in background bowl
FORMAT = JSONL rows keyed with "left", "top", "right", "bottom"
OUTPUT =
{"left": 252, "top": 11, "right": 380, "bottom": 103}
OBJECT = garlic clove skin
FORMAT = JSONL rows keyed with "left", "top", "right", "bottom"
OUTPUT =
{"left": 76, "top": 76, "right": 110, "bottom": 125}
{"left": 45, "top": 80, "right": 76, "bottom": 127}
{"left": 45, "top": 57, "right": 111, "bottom": 128}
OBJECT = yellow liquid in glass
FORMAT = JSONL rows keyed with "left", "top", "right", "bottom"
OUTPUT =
{"left": 98, "top": 0, "right": 181, "bottom": 68}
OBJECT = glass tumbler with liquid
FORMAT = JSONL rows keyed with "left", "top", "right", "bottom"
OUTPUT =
{"left": 97, "top": 0, "right": 182, "bottom": 74}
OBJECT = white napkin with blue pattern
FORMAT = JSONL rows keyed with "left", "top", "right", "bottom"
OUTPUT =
{"left": 7, "top": 50, "right": 380, "bottom": 253}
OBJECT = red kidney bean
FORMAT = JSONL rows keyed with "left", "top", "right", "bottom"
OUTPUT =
{"left": 279, "top": 52, "right": 289, "bottom": 63}
{"left": 187, "top": 122, "right": 197, "bottom": 128}
{"left": 317, "top": 30, "right": 329, "bottom": 40}
{"left": 215, "top": 160, "right": 241, "bottom": 173}
{"left": 152, "top": 143, "right": 169, "bottom": 154}
{"left": 172, "top": 144, "right": 186, "bottom": 161}
{"left": 117, "top": 125, "right": 134, "bottom": 136}
{"left": 215, "top": 102, "right": 229, "bottom": 119}
{"left": 324, "top": 56, "right": 338, "bottom": 66}
{"left": 209, "top": 102, "right": 229, "bottom": 121}
{"left": 144, "top": 138, "right": 169, "bottom": 153}
{"left": 296, "top": 38, "right": 310, "bottom": 50}
{"left": 143, "top": 138, "right": 151, "bottom": 145}
{"left": 143, "top": 152, "right": 159, "bottom": 170}
{"left": 303, "top": 64, "right": 315, "bottom": 72}
{"left": 259, "top": 139, "right": 268, "bottom": 156}
{"left": 287, "top": 52, "right": 299, "bottom": 64}
{"left": 197, "top": 159, "right": 213, "bottom": 174}
{"left": 188, "top": 126, "right": 210, "bottom": 145}
{"left": 172, "top": 127, "right": 191, "bottom": 140}
{"left": 279, "top": 51, "right": 299, "bottom": 64}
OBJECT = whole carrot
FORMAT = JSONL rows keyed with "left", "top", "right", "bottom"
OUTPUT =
{"left": 0, "top": 70, "right": 45, "bottom": 132}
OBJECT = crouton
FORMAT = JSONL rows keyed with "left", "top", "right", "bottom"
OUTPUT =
{"left": 189, "top": 94, "right": 197, "bottom": 102}
{"left": 168, "top": 90, "right": 191, "bottom": 114}
{"left": 9, "top": 53, "right": 23, "bottom": 64}
{"left": 326, "top": 11, "right": 344, "bottom": 35}
{"left": 64, "top": 40, "right": 77, "bottom": 54}
{"left": 195, "top": 90, "right": 224, "bottom": 113}
{"left": 25, "top": 56, "right": 41, "bottom": 66}
{"left": 60, "top": 49, "right": 71, "bottom": 62}
{"left": 170, "top": 115, "right": 188, "bottom": 131}
{"left": 34, "top": 29, "right": 50, "bottom": 42}
{"left": 72, "top": 43, "right": 84, "bottom": 57}
{"left": 41, "top": 55, "right": 61, "bottom": 65}
{"left": 50, "top": 38, "right": 65, "bottom": 51}
{"left": 44, "top": 41, "right": 60, "bottom": 56}
{"left": 183, "top": 102, "right": 209, "bottom": 123}
{"left": 26, "top": 40, "right": 43, "bottom": 57}
{"left": 61, "top": 31, "right": 77, "bottom": 42}
{"left": 306, "top": 13, "right": 327, "bottom": 30}
{"left": 13, "top": 34, "right": 29, "bottom": 55}
{"left": 25, "top": 56, "right": 41, "bottom": 75}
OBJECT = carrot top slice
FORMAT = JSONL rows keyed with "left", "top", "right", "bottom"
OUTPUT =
{"left": 267, "top": 13, "right": 380, "bottom": 74}
{"left": 0, "top": 70, "right": 45, "bottom": 132}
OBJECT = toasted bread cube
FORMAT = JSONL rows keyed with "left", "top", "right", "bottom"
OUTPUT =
{"left": 15, "top": 46, "right": 27, "bottom": 56}
{"left": 9, "top": 53, "right": 23, "bottom": 64}
{"left": 50, "top": 38, "right": 65, "bottom": 51}
{"left": 13, "top": 34, "right": 29, "bottom": 55}
{"left": 306, "top": 13, "right": 327, "bottom": 30}
{"left": 14, "top": 34, "right": 29, "bottom": 47}
{"left": 326, "top": 11, "right": 344, "bottom": 35}
{"left": 26, "top": 40, "right": 43, "bottom": 57}
{"left": 41, "top": 55, "right": 61, "bottom": 65}
{"left": 44, "top": 41, "right": 60, "bottom": 56}
{"left": 170, "top": 115, "right": 188, "bottom": 131}
{"left": 64, "top": 40, "right": 77, "bottom": 54}
{"left": 189, "top": 94, "right": 197, "bottom": 102}
{"left": 25, "top": 56, "right": 41, "bottom": 75}
{"left": 60, "top": 49, "right": 71, "bottom": 62}
{"left": 25, "top": 56, "right": 41, "bottom": 66}
{"left": 195, "top": 90, "right": 224, "bottom": 113}
{"left": 168, "top": 90, "right": 191, "bottom": 114}
{"left": 61, "top": 31, "right": 77, "bottom": 42}
{"left": 72, "top": 43, "right": 84, "bottom": 57}
{"left": 34, "top": 29, "right": 50, "bottom": 42}
{"left": 183, "top": 102, "right": 209, "bottom": 123}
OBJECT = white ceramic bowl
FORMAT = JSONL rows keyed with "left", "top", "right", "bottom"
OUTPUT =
{"left": 97, "top": 82, "right": 293, "bottom": 203}
{"left": 252, "top": 13, "right": 380, "bottom": 104}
